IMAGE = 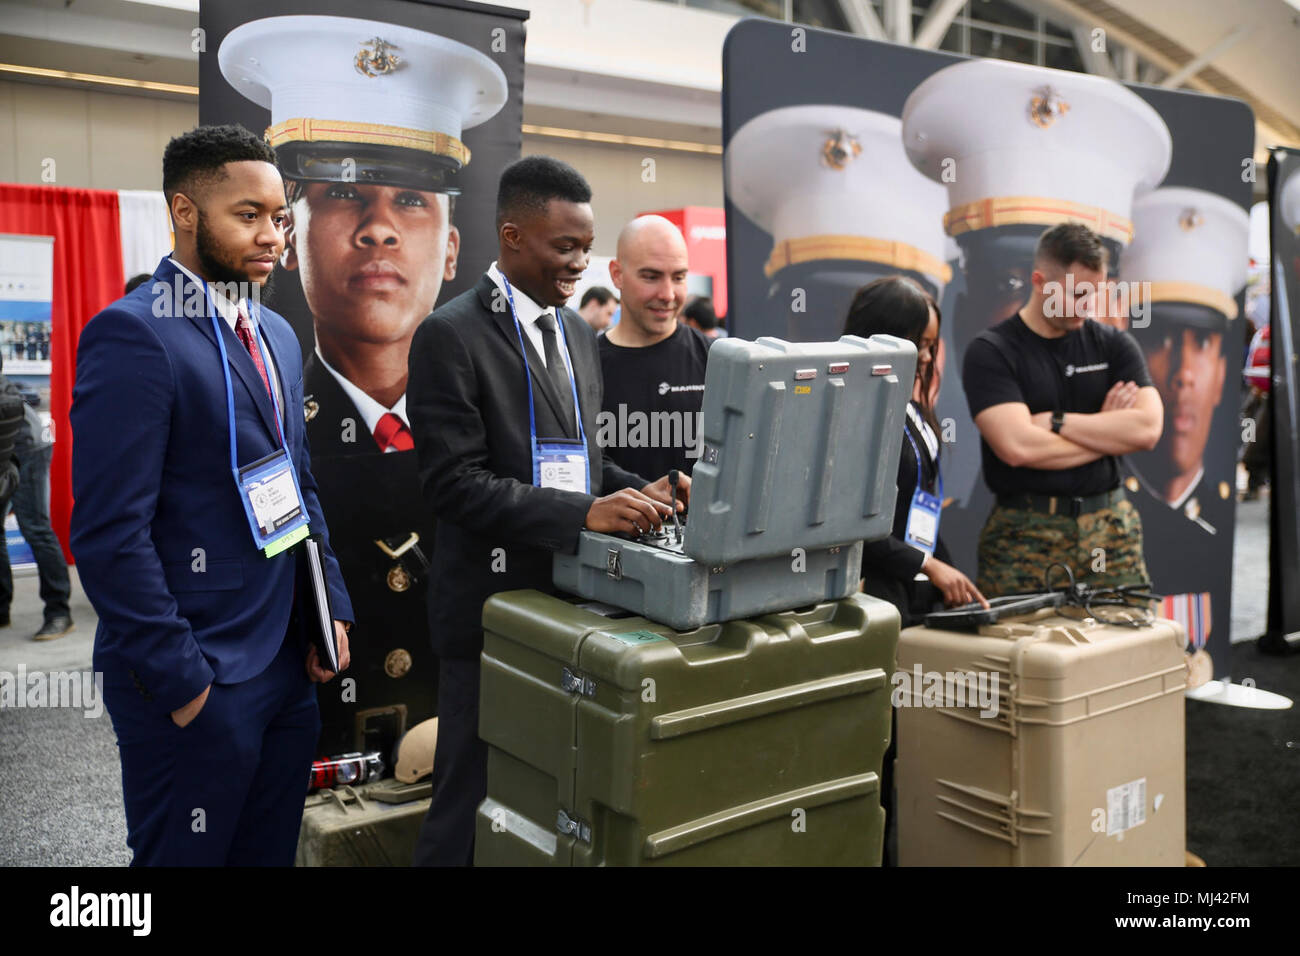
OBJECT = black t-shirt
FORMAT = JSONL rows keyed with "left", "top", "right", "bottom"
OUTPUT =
{"left": 597, "top": 323, "right": 712, "bottom": 481}
{"left": 962, "top": 315, "right": 1153, "bottom": 497}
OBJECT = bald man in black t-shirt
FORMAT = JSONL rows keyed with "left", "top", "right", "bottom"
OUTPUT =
{"left": 963, "top": 224, "right": 1163, "bottom": 596}
{"left": 598, "top": 216, "right": 710, "bottom": 482}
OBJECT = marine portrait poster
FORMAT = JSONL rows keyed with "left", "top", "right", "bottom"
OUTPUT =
{"left": 722, "top": 18, "right": 1253, "bottom": 677}
{"left": 198, "top": 0, "right": 527, "bottom": 758}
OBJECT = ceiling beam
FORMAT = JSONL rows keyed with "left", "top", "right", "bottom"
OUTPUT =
{"left": 882, "top": 0, "right": 912, "bottom": 45}
{"left": 1071, "top": 26, "right": 1118, "bottom": 79}
{"left": 1119, "top": 45, "right": 1138, "bottom": 83}
{"left": 1159, "top": 24, "right": 1254, "bottom": 89}
{"left": 836, "top": 0, "right": 887, "bottom": 42}
{"left": 914, "top": 0, "right": 966, "bottom": 50}
{"left": 1024, "top": 0, "right": 1221, "bottom": 97}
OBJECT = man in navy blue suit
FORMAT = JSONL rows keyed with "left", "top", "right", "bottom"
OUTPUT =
{"left": 71, "top": 125, "right": 354, "bottom": 866}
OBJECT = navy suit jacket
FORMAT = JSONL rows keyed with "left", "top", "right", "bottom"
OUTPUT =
{"left": 71, "top": 256, "right": 353, "bottom": 716}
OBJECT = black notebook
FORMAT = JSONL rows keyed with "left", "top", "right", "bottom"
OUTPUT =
{"left": 302, "top": 533, "right": 339, "bottom": 672}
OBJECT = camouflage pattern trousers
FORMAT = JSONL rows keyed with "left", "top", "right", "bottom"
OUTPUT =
{"left": 976, "top": 498, "right": 1151, "bottom": 598}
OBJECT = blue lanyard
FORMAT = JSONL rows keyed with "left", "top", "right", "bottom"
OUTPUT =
{"left": 202, "top": 282, "right": 288, "bottom": 472}
{"left": 498, "top": 274, "right": 588, "bottom": 452}
{"left": 905, "top": 414, "right": 943, "bottom": 503}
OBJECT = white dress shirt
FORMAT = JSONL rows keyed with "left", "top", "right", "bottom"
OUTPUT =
{"left": 1168, "top": 465, "right": 1205, "bottom": 511}
{"left": 170, "top": 256, "right": 284, "bottom": 413}
{"left": 314, "top": 347, "right": 408, "bottom": 451}
{"left": 486, "top": 261, "right": 574, "bottom": 374}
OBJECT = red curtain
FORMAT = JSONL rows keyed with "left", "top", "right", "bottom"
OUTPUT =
{"left": 0, "top": 184, "right": 125, "bottom": 562}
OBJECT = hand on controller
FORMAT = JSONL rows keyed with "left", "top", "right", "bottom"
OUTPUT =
{"left": 586, "top": 488, "right": 673, "bottom": 537}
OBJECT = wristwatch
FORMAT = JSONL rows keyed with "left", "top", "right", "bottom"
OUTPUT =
{"left": 1051, "top": 410, "right": 1065, "bottom": 434}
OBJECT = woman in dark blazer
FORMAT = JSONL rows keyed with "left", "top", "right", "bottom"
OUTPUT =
{"left": 845, "top": 276, "right": 987, "bottom": 867}
{"left": 845, "top": 276, "right": 986, "bottom": 627}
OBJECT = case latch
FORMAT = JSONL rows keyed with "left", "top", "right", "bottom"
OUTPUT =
{"left": 556, "top": 809, "right": 592, "bottom": 843}
{"left": 560, "top": 667, "right": 596, "bottom": 697}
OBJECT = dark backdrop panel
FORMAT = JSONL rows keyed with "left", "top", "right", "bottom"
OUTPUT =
{"left": 723, "top": 17, "right": 1252, "bottom": 676}
{"left": 196, "top": 0, "right": 526, "bottom": 758}
{"left": 199, "top": 0, "right": 526, "bottom": 358}
{"left": 1265, "top": 149, "right": 1300, "bottom": 647}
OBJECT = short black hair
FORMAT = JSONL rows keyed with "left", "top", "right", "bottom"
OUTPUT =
{"left": 683, "top": 296, "right": 717, "bottom": 330}
{"left": 1035, "top": 222, "right": 1108, "bottom": 272}
{"left": 496, "top": 155, "right": 591, "bottom": 227}
{"left": 125, "top": 273, "right": 153, "bottom": 295}
{"left": 580, "top": 286, "right": 615, "bottom": 308}
{"left": 162, "top": 124, "right": 279, "bottom": 202}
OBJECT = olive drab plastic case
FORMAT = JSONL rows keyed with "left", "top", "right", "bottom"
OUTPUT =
{"left": 473, "top": 590, "right": 900, "bottom": 866}
{"left": 895, "top": 611, "right": 1187, "bottom": 866}
{"left": 552, "top": 334, "right": 916, "bottom": 631}
{"left": 296, "top": 778, "right": 431, "bottom": 867}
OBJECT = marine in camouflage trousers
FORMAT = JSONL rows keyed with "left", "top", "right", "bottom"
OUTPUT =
{"left": 977, "top": 497, "right": 1150, "bottom": 598}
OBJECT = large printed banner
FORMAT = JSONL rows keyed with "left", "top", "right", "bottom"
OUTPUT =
{"left": 0, "top": 234, "right": 54, "bottom": 378}
{"left": 0, "top": 233, "right": 54, "bottom": 570}
{"left": 723, "top": 19, "right": 1253, "bottom": 677}
{"left": 1264, "top": 149, "right": 1300, "bottom": 649}
{"left": 199, "top": 0, "right": 526, "bottom": 757}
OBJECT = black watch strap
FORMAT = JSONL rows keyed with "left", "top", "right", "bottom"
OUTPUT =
{"left": 1051, "top": 410, "right": 1065, "bottom": 434}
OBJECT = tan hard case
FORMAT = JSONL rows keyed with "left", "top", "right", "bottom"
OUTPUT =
{"left": 895, "top": 612, "right": 1187, "bottom": 866}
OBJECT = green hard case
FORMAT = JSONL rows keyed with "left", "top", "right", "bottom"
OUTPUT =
{"left": 296, "top": 779, "right": 431, "bottom": 867}
{"left": 474, "top": 590, "right": 899, "bottom": 866}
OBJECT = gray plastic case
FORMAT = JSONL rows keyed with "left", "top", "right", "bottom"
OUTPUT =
{"left": 553, "top": 334, "right": 916, "bottom": 631}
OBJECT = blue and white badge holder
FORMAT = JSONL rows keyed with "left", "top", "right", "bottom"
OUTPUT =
{"left": 205, "top": 283, "right": 310, "bottom": 558}
{"left": 902, "top": 430, "right": 942, "bottom": 556}
{"left": 499, "top": 275, "right": 591, "bottom": 493}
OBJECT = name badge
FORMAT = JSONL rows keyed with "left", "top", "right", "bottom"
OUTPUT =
{"left": 236, "top": 449, "right": 311, "bottom": 557}
{"left": 534, "top": 438, "right": 589, "bottom": 493}
{"left": 904, "top": 487, "right": 941, "bottom": 555}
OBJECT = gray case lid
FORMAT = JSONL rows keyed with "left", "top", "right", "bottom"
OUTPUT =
{"left": 684, "top": 334, "right": 916, "bottom": 566}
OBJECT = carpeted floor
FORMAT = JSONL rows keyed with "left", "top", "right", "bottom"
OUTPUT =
{"left": 1186, "top": 639, "right": 1300, "bottom": 866}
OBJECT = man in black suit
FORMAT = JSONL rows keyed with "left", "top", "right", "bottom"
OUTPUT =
{"left": 407, "top": 156, "right": 687, "bottom": 866}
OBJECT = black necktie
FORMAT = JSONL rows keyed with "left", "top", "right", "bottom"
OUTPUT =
{"left": 535, "top": 311, "right": 577, "bottom": 437}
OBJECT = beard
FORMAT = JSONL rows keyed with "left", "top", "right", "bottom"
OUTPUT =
{"left": 195, "top": 211, "right": 276, "bottom": 301}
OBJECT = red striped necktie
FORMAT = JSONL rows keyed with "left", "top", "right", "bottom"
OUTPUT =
{"left": 234, "top": 306, "right": 273, "bottom": 400}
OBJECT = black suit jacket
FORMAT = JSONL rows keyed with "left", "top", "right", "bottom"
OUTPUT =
{"left": 407, "top": 273, "right": 647, "bottom": 658}
{"left": 860, "top": 403, "right": 949, "bottom": 627}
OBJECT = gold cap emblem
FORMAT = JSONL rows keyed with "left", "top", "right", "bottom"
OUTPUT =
{"left": 1029, "top": 86, "right": 1069, "bottom": 129}
{"left": 356, "top": 37, "right": 401, "bottom": 78}
{"left": 1179, "top": 208, "right": 1205, "bottom": 231}
{"left": 821, "top": 129, "right": 862, "bottom": 171}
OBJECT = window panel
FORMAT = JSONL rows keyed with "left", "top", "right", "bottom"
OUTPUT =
{"left": 969, "top": 26, "right": 1035, "bottom": 64}
{"left": 967, "top": 0, "right": 1035, "bottom": 32}
{"left": 1043, "top": 40, "right": 1085, "bottom": 73}
{"left": 794, "top": 0, "right": 850, "bottom": 30}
